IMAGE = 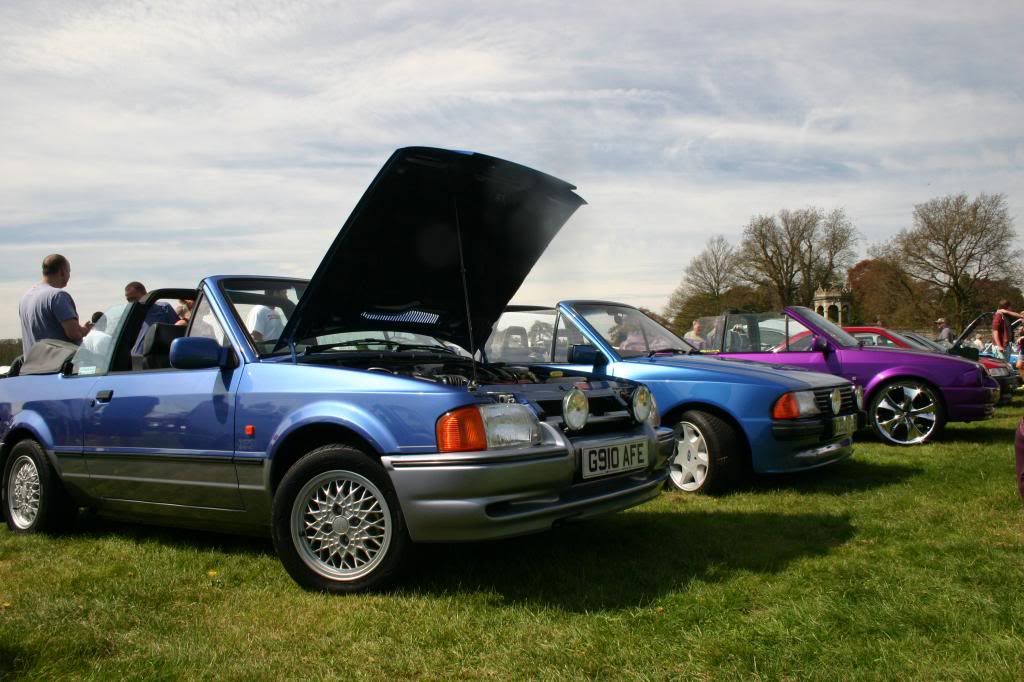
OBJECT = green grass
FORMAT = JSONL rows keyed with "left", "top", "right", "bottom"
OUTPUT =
{"left": 3, "top": 407, "right": 1024, "bottom": 680}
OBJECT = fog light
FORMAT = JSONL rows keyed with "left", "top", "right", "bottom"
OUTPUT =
{"left": 631, "top": 386, "right": 654, "bottom": 424}
{"left": 563, "top": 388, "right": 589, "bottom": 431}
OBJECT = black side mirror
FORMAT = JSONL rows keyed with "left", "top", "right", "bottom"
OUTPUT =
{"left": 170, "top": 337, "right": 234, "bottom": 370}
{"left": 810, "top": 335, "right": 830, "bottom": 353}
{"left": 567, "top": 344, "right": 606, "bottom": 366}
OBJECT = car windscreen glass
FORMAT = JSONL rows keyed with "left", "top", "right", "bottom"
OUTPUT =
{"left": 790, "top": 306, "right": 859, "bottom": 347}
{"left": 70, "top": 302, "right": 129, "bottom": 376}
{"left": 220, "top": 279, "right": 306, "bottom": 355}
{"left": 573, "top": 304, "right": 693, "bottom": 358}
{"left": 901, "top": 331, "right": 944, "bottom": 352}
{"left": 486, "top": 309, "right": 557, "bottom": 362}
{"left": 303, "top": 329, "right": 459, "bottom": 354}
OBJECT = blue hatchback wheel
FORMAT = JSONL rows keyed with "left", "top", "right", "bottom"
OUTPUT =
{"left": 670, "top": 422, "right": 709, "bottom": 492}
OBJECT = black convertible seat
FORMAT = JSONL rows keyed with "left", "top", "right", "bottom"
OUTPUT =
{"left": 141, "top": 323, "right": 186, "bottom": 370}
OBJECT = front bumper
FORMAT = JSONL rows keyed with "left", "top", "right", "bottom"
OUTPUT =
{"left": 944, "top": 385, "right": 999, "bottom": 422}
{"left": 758, "top": 411, "right": 862, "bottom": 474}
{"left": 993, "top": 374, "right": 1019, "bottom": 404}
{"left": 381, "top": 423, "right": 674, "bottom": 542}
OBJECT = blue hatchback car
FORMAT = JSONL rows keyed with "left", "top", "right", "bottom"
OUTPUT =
{"left": 486, "top": 302, "right": 864, "bottom": 493}
{"left": 0, "top": 148, "right": 674, "bottom": 593}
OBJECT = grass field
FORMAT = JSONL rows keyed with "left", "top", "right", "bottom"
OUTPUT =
{"left": 2, "top": 405, "right": 1023, "bottom": 680}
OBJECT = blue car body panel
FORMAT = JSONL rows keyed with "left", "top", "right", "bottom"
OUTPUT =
{"left": 527, "top": 301, "right": 860, "bottom": 474}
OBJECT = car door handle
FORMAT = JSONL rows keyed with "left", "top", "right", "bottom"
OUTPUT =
{"left": 93, "top": 390, "right": 114, "bottom": 405}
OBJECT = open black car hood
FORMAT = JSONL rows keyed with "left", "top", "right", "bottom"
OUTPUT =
{"left": 276, "top": 147, "right": 585, "bottom": 353}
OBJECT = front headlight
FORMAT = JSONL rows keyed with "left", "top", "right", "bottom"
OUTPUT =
{"left": 631, "top": 386, "right": 654, "bottom": 424}
{"left": 436, "top": 403, "right": 542, "bottom": 452}
{"left": 771, "top": 390, "right": 821, "bottom": 420}
{"left": 479, "top": 404, "right": 542, "bottom": 448}
{"left": 987, "top": 366, "right": 1010, "bottom": 377}
{"left": 854, "top": 385, "right": 864, "bottom": 410}
{"left": 563, "top": 388, "right": 590, "bottom": 431}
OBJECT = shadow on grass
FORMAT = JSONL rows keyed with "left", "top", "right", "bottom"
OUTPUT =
{"left": 0, "top": 642, "right": 37, "bottom": 678}
{"left": 933, "top": 425, "right": 1018, "bottom": 445}
{"left": 402, "top": 509, "right": 854, "bottom": 611}
{"left": 741, "top": 457, "right": 923, "bottom": 496}
{"left": 72, "top": 512, "right": 273, "bottom": 558}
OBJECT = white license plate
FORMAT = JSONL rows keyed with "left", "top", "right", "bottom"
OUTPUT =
{"left": 833, "top": 414, "right": 857, "bottom": 438}
{"left": 580, "top": 439, "right": 648, "bottom": 479}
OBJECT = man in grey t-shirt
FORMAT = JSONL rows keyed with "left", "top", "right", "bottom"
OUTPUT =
{"left": 19, "top": 254, "right": 90, "bottom": 355}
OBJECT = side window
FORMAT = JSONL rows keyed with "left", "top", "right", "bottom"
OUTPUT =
{"left": 553, "top": 315, "right": 589, "bottom": 363}
{"left": 722, "top": 314, "right": 814, "bottom": 352}
{"left": 780, "top": 316, "right": 813, "bottom": 351}
{"left": 188, "top": 296, "right": 231, "bottom": 348}
{"left": 70, "top": 303, "right": 129, "bottom": 376}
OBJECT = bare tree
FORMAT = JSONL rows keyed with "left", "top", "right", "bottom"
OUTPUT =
{"left": 738, "top": 207, "right": 858, "bottom": 307}
{"left": 881, "top": 193, "right": 1020, "bottom": 327}
{"left": 684, "top": 235, "right": 739, "bottom": 300}
{"left": 738, "top": 212, "right": 805, "bottom": 306}
{"left": 664, "top": 235, "right": 740, "bottom": 327}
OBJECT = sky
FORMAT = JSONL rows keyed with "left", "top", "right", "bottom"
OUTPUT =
{"left": 1, "top": 0, "right": 1022, "bottom": 338}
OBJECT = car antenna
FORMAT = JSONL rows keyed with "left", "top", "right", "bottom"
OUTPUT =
{"left": 450, "top": 186, "right": 479, "bottom": 392}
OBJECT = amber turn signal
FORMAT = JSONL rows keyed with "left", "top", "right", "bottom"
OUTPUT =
{"left": 772, "top": 393, "right": 802, "bottom": 420}
{"left": 436, "top": 405, "right": 488, "bottom": 452}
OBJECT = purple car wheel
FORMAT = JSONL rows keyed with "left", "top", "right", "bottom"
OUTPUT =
{"left": 868, "top": 380, "right": 944, "bottom": 446}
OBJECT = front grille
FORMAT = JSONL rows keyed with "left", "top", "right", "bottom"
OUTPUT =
{"left": 536, "top": 395, "right": 627, "bottom": 420}
{"left": 536, "top": 393, "right": 638, "bottom": 437}
{"left": 813, "top": 385, "right": 858, "bottom": 415}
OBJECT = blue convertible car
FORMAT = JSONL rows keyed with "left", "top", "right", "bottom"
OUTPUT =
{"left": 486, "top": 302, "right": 864, "bottom": 493}
{"left": 0, "top": 148, "right": 674, "bottom": 593}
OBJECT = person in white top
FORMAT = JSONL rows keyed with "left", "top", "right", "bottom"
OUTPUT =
{"left": 246, "top": 289, "right": 290, "bottom": 343}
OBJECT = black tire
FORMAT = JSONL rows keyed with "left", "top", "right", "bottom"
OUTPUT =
{"left": 868, "top": 379, "right": 946, "bottom": 446}
{"left": 271, "top": 444, "right": 408, "bottom": 593}
{"left": 666, "top": 410, "right": 743, "bottom": 494}
{"left": 2, "top": 439, "right": 77, "bottom": 533}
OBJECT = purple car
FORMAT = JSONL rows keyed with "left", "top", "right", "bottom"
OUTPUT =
{"left": 694, "top": 306, "right": 999, "bottom": 445}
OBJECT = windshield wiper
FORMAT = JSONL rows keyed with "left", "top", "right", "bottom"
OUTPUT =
{"left": 305, "top": 338, "right": 401, "bottom": 354}
{"left": 394, "top": 343, "right": 455, "bottom": 355}
{"left": 649, "top": 347, "right": 696, "bottom": 357}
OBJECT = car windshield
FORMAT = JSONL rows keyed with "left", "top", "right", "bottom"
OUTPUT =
{"left": 572, "top": 303, "right": 694, "bottom": 358}
{"left": 220, "top": 278, "right": 468, "bottom": 356}
{"left": 220, "top": 278, "right": 306, "bottom": 354}
{"left": 789, "top": 306, "right": 860, "bottom": 348}
{"left": 900, "top": 331, "right": 944, "bottom": 352}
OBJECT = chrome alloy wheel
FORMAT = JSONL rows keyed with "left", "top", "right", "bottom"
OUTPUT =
{"left": 7, "top": 454, "right": 41, "bottom": 530}
{"left": 873, "top": 382, "right": 938, "bottom": 445}
{"left": 290, "top": 470, "right": 393, "bottom": 582}
{"left": 670, "top": 421, "right": 710, "bottom": 491}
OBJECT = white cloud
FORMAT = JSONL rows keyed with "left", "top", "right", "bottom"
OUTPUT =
{"left": 0, "top": 0, "right": 1022, "bottom": 336}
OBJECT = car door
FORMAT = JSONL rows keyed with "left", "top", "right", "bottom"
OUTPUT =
{"left": 81, "top": 294, "right": 243, "bottom": 509}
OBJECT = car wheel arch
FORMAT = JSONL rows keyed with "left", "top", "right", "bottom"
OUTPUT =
{"left": 268, "top": 422, "right": 381, "bottom": 495}
{"left": 0, "top": 426, "right": 55, "bottom": 484}
{"left": 865, "top": 375, "right": 948, "bottom": 416}
{"left": 660, "top": 401, "right": 752, "bottom": 465}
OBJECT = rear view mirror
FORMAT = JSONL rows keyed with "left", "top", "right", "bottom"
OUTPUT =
{"left": 567, "top": 344, "right": 606, "bottom": 366}
{"left": 170, "top": 337, "right": 233, "bottom": 370}
{"left": 810, "top": 335, "right": 830, "bottom": 353}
